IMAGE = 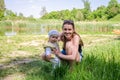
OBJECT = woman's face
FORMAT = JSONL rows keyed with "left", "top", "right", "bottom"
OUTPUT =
{"left": 62, "top": 24, "right": 74, "bottom": 40}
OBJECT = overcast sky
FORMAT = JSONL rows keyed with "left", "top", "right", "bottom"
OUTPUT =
{"left": 4, "top": 0, "right": 120, "bottom": 18}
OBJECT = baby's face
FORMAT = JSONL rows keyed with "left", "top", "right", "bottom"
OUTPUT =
{"left": 49, "top": 35, "right": 58, "bottom": 43}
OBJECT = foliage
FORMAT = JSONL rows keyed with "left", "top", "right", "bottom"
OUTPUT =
{"left": 106, "top": 0, "right": 120, "bottom": 19}
{"left": 0, "top": 10, "right": 4, "bottom": 20}
{"left": 41, "top": 0, "right": 120, "bottom": 21}
{"left": 4, "top": 9, "right": 17, "bottom": 20}
{"left": 0, "top": 0, "right": 120, "bottom": 21}
{"left": 0, "top": 0, "right": 5, "bottom": 20}
{"left": 81, "top": 0, "right": 91, "bottom": 20}
{"left": 40, "top": 6, "right": 47, "bottom": 17}
{"left": 92, "top": 6, "right": 108, "bottom": 21}
{"left": 76, "top": 10, "right": 84, "bottom": 21}
{"left": 109, "top": 14, "right": 120, "bottom": 21}
{"left": 82, "top": 0, "right": 91, "bottom": 11}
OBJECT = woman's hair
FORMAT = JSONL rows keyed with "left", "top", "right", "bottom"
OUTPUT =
{"left": 62, "top": 20, "right": 75, "bottom": 29}
{"left": 61, "top": 20, "right": 84, "bottom": 50}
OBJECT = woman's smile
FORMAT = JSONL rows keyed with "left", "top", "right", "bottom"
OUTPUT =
{"left": 63, "top": 24, "right": 74, "bottom": 40}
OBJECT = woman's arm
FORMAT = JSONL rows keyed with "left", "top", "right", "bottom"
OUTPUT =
{"left": 57, "top": 46, "right": 76, "bottom": 60}
{"left": 55, "top": 35, "right": 80, "bottom": 60}
{"left": 72, "top": 35, "right": 80, "bottom": 53}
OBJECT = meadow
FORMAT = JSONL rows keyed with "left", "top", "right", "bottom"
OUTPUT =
{"left": 0, "top": 20, "right": 120, "bottom": 80}
{"left": 0, "top": 20, "right": 120, "bottom": 35}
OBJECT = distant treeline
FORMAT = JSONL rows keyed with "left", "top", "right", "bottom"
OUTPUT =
{"left": 41, "top": 0, "right": 120, "bottom": 21}
{"left": 0, "top": 0, "right": 120, "bottom": 21}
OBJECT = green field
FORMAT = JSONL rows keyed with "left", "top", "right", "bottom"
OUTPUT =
{"left": 0, "top": 33, "right": 120, "bottom": 80}
{"left": 1, "top": 0, "right": 120, "bottom": 79}
{"left": 0, "top": 20, "right": 120, "bottom": 80}
{"left": 0, "top": 20, "right": 120, "bottom": 35}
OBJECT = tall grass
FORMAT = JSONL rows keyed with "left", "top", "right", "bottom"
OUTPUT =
{"left": 0, "top": 20, "right": 120, "bottom": 35}
{"left": 0, "top": 37, "right": 119, "bottom": 80}
{"left": 53, "top": 40, "right": 120, "bottom": 80}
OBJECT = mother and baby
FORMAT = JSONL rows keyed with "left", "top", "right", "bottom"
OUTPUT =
{"left": 41, "top": 20, "right": 84, "bottom": 70}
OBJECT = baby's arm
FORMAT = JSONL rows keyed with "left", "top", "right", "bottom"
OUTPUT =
{"left": 45, "top": 47, "right": 51, "bottom": 56}
{"left": 45, "top": 47, "right": 55, "bottom": 59}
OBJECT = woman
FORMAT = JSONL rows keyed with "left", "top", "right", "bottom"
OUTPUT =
{"left": 54, "top": 20, "right": 84, "bottom": 69}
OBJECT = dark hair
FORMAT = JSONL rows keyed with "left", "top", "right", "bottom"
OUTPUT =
{"left": 62, "top": 20, "right": 75, "bottom": 29}
{"left": 61, "top": 20, "right": 84, "bottom": 50}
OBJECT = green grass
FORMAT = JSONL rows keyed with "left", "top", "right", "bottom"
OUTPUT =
{"left": 0, "top": 20, "right": 119, "bottom": 35}
{"left": 0, "top": 35, "right": 46, "bottom": 64}
{"left": 0, "top": 35, "right": 120, "bottom": 80}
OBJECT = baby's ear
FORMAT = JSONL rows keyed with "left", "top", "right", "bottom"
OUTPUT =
{"left": 57, "top": 36, "right": 61, "bottom": 41}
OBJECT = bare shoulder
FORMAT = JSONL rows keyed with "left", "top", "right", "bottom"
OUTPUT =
{"left": 73, "top": 34, "right": 80, "bottom": 40}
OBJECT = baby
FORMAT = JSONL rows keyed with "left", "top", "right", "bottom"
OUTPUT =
{"left": 42, "top": 30, "right": 60, "bottom": 69}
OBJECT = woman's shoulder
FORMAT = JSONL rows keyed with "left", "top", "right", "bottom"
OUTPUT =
{"left": 72, "top": 34, "right": 81, "bottom": 45}
{"left": 74, "top": 34, "right": 84, "bottom": 46}
{"left": 73, "top": 34, "right": 80, "bottom": 40}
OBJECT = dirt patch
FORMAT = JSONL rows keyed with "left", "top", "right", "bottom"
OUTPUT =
{"left": 3, "top": 72, "right": 25, "bottom": 80}
{"left": 0, "top": 58, "right": 38, "bottom": 69}
{"left": 19, "top": 40, "right": 45, "bottom": 46}
{"left": 81, "top": 35, "right": 117, "bottom": 47}
{"left": 8, "top": 50, "right": 32, "bottom": 58}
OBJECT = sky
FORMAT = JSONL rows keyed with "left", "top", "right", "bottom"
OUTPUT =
{"left": 4, "top": 0, "right": 120, "bottom": 18}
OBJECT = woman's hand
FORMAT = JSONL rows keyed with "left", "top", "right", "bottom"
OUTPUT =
{"left": 53, "top": 49, "right": 60, "bottom": 56}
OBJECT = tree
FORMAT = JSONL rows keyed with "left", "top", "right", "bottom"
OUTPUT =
{"left": 40, "top": 6, "right": 47, "bottom": 17}
{"left": 75, "top": 10, "right": 84, "bottom": 21}
{"left": 71, "top": 8, "right": 78, "bottom": 20}
{"left": 19, "top": 13, "right": 24, "bottom": 17}
{"left": 0, "top": 0, "right": 5, "bottom": 20}
{"left": 81, "top": 0, "right": 91, "bottom": 20}
{"left": 107, "top": 0, "right": 120, "bottom": 19}
{"left": 5, "top": 9, "right": 17, "bottom": 20}
{"left": 92, "top": 5, "right": 108, "bottom": 20}
{"left": 27, "top": 15, "right": 36, "bottom": 21}
{"left": 82, "top": 0, "right": 91, "bottom": 11}
{"left": 63, "top": 10, "right": 71, "bottom": 20}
